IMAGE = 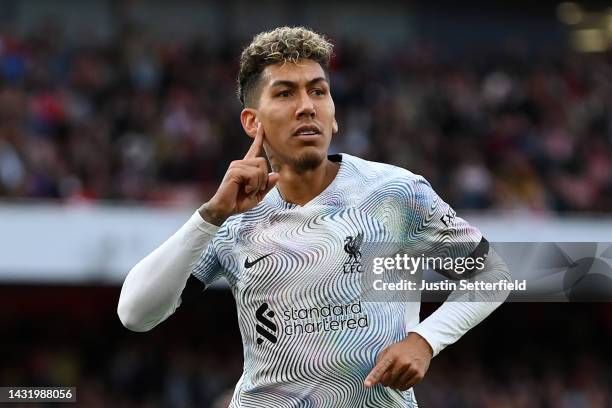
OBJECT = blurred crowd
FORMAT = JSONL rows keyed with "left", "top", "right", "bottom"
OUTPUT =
{"left": 2, "top": 289, "right": 611, "bottom": 408}
{"left": 418, "top": 353, "right": 611, "bottom": 408}
{"left": 5, "top": 339, "right": 611, "bottom": 408}
{"left": 0, "top": 21, "right": 611, "bottom": 212}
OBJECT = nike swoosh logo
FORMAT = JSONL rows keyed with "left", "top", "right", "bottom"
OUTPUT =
{"left": 244, "top": 253, "right": 273, "bottom": 269}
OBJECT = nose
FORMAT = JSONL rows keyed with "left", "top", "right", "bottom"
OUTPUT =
{"left": 295, "top": 90, "right": 315, "bottom": 119}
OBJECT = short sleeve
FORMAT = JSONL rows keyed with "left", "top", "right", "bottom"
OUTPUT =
{"left": 402, "top": 176, "right": 487, "bottom": 278}
{"left": 191, "top": 239, "right": 224, "bottom": 287}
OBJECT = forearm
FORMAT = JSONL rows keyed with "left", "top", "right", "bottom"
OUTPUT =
{"left": 409, "top": 248, "right": 511, "bottom": 356}
{"left": 117, "top": 210, "right": 219, "bottom": 332}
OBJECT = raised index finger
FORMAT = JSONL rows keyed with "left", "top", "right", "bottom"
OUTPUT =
{"left": 244, "top": 123, "right": 265, "bottom": 159}
{"left": 364, "top": 357, "right": 393, "bottom": 388}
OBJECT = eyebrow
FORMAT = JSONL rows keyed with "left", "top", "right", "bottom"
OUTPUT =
{"left": 269, "top": 77, "right": 328, "bottom": 89}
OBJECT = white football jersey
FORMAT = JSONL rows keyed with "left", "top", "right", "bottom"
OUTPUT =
{"left": 193, "top": 153, "right": 482, "bottom": 408}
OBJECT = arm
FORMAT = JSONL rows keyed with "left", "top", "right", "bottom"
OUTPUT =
{"left": 117, "top": 210, "right": 219, "bottom": 332}
{"left": 365, "top": 176, "right": 510, "bottom": 390}
{"left": 409, "top": 247, "right": 511, "bottom": 356}
{"left": 365, "top": 247, "right": 511, "bottom": 390}
{"left": 117, "top": 123, "right": 278, "bottom": 332}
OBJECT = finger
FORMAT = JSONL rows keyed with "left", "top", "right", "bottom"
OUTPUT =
{"left": 399, "top": 370, "right": 421, "bottom": 390}
{"left": 240, "top": 158, "right": 268, "bottom": 170}
{"left": 387, "top": 361, "right": 410, "bottom": 386}
{"left": 243, "top": 122, "right": 265, "bottom": 160}
{"left": 396, "top": 370, "right": 419, "bottom": 391}
{"left": 380, "top": 370, "right": 395, "bottom": 387}
{"left": 231, "top": 165, "right": 264, "bottom": 194}
{"left": 364, "top": 357, "right": 394, "bottom": 388}
{"left": 243, "top": 168, "right": 265, "bottom": 195}
{"left": 256, "top": 172, "right": 279, "bottom": 199}
{"left": 386, "top": 366, "right": 413, "bottom": 390}
{"left": 240, "top": 158, "right": 269, "bottom": 189}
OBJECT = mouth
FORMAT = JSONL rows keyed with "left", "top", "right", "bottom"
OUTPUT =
{"left": 292, "top": 125, "right": 322, "bottom": 137}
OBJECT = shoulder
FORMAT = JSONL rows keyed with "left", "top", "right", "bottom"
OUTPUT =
{"left": 340, "top": 153, "right": 432, "bottom": 198}
{"left": 214, "top": 200, "right": 276, "bottom": 243}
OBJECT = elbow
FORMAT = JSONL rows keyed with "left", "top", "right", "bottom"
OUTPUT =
{"left": 491, "top": 248, "right": 512, "bottom": 281}
{"left": 490, "top": 249, "right": 512, "bottom": 302}
{"left": 117, "top": 299, "right": 155, "bottom": 332}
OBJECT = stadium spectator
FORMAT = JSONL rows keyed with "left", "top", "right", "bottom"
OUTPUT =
{"left": 0, "top": 23, "right": 610, "bottom": 211}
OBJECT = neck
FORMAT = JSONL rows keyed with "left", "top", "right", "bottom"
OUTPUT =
{"left": 274, "top": 157, "right": 340, "bottom": 206}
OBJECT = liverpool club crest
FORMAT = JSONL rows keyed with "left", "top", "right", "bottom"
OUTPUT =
{"left": 343, "top": 232, "right": 364, "bottom": 273}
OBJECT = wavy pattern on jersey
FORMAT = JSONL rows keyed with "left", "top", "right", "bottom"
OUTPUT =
{"left": 193, "top": 154, "right": 486, "bottom": 408}
{"left": 238, "top": 209, "right": 351, "bottom": 392}
{"left": 353, "top": 163, "right": 481, "bottom": 260}
{"left": 228, "top": 205, "right": 417, "bottom": 407}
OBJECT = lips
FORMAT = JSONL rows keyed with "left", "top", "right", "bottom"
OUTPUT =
{"left": 292, "top": 125, "right": 321, "bottom": 136}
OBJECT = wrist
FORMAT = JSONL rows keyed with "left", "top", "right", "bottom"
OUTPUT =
{"left": 406, "top": 332, "right": 434, "bottom": 358}
{"left": 198, "top": 202, "right": 229, "bottom": 226}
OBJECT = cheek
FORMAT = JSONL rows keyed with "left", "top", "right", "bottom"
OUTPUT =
{"left": 258, "top": 108, "right": 277, "bottom": 128}
{"left": 323, "top": 100, "right": 336, "bottom": 127}
{"left": 259, "top": 109, "right": 290, "bottom": 147}
{"left": 324, "top": 98, "right": 335, "bottom": 118}
{"left": 264, "top": 106, "right": 291, "bottom": 128}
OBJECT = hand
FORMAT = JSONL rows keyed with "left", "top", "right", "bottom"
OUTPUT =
{"left": 364, "top": 332, "right": 433, "bottom": 391}
{"left": 200, "top": 123, "right": 279, "bottom": 225}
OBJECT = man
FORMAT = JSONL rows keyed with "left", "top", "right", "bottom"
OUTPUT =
{"left": 118, "top": 27, "right": 510, "bottom": 407}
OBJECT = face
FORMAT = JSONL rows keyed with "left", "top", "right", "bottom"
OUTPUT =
{"left": 241, "top": 59, "right": 338, "bottom": 173}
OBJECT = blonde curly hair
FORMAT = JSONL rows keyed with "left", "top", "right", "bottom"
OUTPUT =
{"left": 237, "top": 26, "right": 334, "bottom": 107}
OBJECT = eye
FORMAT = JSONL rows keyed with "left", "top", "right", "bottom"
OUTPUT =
{"left": 312, "top": 89, "right": 326, "bottom": 96}
{"left": 277, "top": 90, "right": 291, "bottom": 98}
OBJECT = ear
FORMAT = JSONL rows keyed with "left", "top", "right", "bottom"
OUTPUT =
{"left": 332, "top": 117, "right": 338, "bottom": 134}
{"left": 240, "top": 108, "right": 258, "bottom": 139}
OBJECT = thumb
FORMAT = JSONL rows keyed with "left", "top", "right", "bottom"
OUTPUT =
{"left": 261, "top": 172, "right": 279, "bottom": 195}
{"left": 254, "top": 172, "right": 279, "bottom": 201}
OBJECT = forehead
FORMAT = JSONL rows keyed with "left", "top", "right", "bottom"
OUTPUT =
{"left": 259, "top": 59, "right": 326, "bottom": 88}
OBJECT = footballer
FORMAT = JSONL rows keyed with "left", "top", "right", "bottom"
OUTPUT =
{"left": 118, "top": 27, "right": 511, "bottom": 407}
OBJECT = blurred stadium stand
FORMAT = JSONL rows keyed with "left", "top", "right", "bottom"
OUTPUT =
{"left": 2, "top": 287, "right": 611, "bottom": 407}
{"left": 1, "top": 0, "right": 611, "bottom": 406}
{"left": 0, "top": 0, "right": 609, "bottom": 211}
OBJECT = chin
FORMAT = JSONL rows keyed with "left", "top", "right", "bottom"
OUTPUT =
{"left": 293, "top": 149, "right": 326, "bottom": 173}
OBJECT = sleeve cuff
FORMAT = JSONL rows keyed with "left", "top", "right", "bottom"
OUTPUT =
{"left": 408, "top": 326, "right": 442, "bottom": 358}
{"left": 188, "top": 210, "right": 221, "bottom": 235}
